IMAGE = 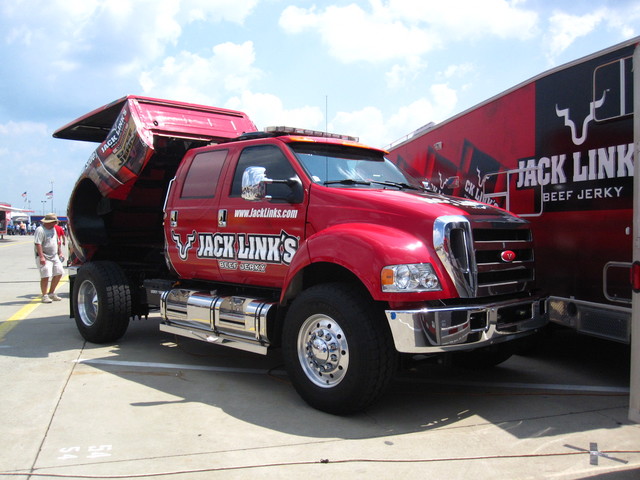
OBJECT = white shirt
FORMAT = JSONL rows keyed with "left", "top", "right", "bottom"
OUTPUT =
{"left": 34, "top": 225, "right": 58, "bottom": 260}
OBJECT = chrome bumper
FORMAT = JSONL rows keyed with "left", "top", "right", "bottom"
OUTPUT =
{"left": 385, "top": 296, "right": 547, "bottom": 353}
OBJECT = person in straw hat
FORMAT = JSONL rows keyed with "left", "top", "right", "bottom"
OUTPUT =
{"left": 34, "top": 213, "right": 64, "bottom": 303}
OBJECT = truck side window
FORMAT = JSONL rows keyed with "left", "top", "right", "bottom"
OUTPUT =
{"left": 230, "top": 145, "right": 299, "bottom": 200}
{"left": 180, "top": 150, "right": 228, "bottom": 198}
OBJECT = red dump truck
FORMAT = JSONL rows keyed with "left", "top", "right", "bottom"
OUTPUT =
{"left": 54, "top": 95, "right": 546, "bottom": 413}
{"left": 388, "top": 37, "right": 639, "bottom": 344}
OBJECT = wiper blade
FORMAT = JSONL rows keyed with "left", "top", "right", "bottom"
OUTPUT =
{"left": 324, "top": 179, "right": 371, "bottom": 186}
{"left": 323, "top": 179, "right": 424, "bottom": 191}
{"left": 369, "top": 181, "right": 423, "bottom": 191}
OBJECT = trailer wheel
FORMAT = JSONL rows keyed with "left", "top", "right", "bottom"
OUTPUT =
{"left": 73, "top": 261, "right": 131, "bottom": 343}
{"left": 282, "top": 283, "right": 397, "bottom": 414}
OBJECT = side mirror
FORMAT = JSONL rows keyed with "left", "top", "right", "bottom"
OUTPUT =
{"left": 241, "top": 166, "right": 269, "bottom": 201}
{"left": 241, "top": 166, "right": 304, "bottom": 203}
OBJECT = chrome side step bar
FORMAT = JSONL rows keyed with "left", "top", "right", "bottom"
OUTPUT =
{"left": 159, "top": 323, "right": 268, "bottom": 355}
{"left": 158, "top": 288, "right": 275, "bottom": 355}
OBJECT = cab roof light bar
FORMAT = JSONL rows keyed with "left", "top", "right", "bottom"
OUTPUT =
{"left": 264, "top": 126, "right": 359, "bottom": 142}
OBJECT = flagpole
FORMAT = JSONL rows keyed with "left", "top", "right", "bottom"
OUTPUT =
{"left": 50, "top": 180, "right": 54, "bottom": 213}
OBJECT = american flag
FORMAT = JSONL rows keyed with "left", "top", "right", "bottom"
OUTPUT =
{"left": 46, "top": 190, "right": 53, "bottom": 199}
{"left": 21, "top": 191, "right": 27, "bottom": 198}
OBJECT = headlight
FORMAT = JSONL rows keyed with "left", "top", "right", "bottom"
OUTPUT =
{"left": 381, "top": 263, "right": 441, "bottom": 292}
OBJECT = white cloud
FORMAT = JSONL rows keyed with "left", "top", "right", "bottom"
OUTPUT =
{"left": 221, "top": 82, "right": 457, "bottom": 149}
{"left": 331, "top": 107, "right": 387, "bottom": 145}
{"left": 545, "top": 5, "right": 640, "bottom": 62}
{"left": 279, "top": 4, "right": 439, "bottom": 64}
{"left": 225, "top": 91, "right": 324, "bottom": 131}
{"left": 0, "top": 120, "right": 49, "bottom": 137}
{"left": 388, "top": 0, "right": 539, "bottom": 40}
{"left": 330, "top": 83, "right": 458, "bottom": 148}
{"left": 280, "top": 0, "right": 538, "bottom": 65}
{"left": 386, "top": 84, "right": 457, "bottom": 140}
{"left": 603, "top": 3, "right": 640, "bottom": 39}
{"left": 386, "top": 57, "right": 427, "bottom": 89}
{"left": 178, "top": 0, "right": 259, "bottom": 24}
{"left": 1, "top": 0, "right": 259, "bottom": 91}
{"left": 139, "top": 41, "right": 262, "bottom": 105}
{"left": 277, "top": 5, "right": 317, "bottom": 34}
{"left": 546, "top": 9, "right": 606, "bottom": 60}
{"left": 442, "top": 62, "right": 474, "bottom": 79}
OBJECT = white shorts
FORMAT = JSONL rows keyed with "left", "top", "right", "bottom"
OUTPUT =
{"left": 36, "top": 256, "right": 64, "bottom": 279}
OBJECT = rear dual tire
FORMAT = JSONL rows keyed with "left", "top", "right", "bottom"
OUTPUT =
{"left": 73, "top": 261, "right": 131, "bottom": 343}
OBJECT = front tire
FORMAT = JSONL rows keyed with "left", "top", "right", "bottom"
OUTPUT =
{"left": 73, "top": 261, "right": 131, "bottom": 343}
{"left": 282, "top": 283, "right": 397, "bottom": 414}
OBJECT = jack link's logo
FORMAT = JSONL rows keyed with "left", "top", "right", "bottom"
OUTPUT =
{"left": 555, "top": 91, "right": 606, "bottom": 146}
{"left": 172, "top": 230, "right": 197, "bottom": 260}
{"left": 459, "top": 167, "right": 498, "bottom": 206}
{"left": 437, "top": 171, "right": 449, "bottom": 190}
{"left": 170, "top": 229, "right": 300, "bottom": 266}
{"left": 476, "top": 167, "right": 488, "bottom": 189}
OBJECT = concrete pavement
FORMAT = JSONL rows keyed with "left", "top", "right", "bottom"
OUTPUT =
{"left": 0, "top": 235, "right": 639, "bottom": 479}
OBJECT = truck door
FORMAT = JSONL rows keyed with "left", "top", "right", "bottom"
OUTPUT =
{"left": 217, "top": 144, "right": 306, "bottom": 288}
{"left": 165, "top": 149, "right": 229, "bottom": 281}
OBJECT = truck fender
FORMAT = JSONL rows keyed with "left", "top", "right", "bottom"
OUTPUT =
{"left": 281, "top": 223, "right": 451, "bottom": 303}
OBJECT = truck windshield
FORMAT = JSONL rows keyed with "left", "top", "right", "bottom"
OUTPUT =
{"left": 289, "top": 143, "right": 423, "bottom": 190}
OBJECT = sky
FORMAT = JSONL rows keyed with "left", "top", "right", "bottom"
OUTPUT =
{"left": 1, "top": 0, "right": 640, "bottom": 217}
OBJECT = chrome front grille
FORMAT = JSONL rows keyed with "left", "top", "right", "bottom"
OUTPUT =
{"left": 434, "top": 215, "right": 535, "bottom": 298}
{"left": 472, "top": 220, "right": 534, "bottom": 296}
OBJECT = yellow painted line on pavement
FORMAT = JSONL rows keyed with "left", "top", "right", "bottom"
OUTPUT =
{"left": 0, "top": 275, "right": 69, "bottom": 341}
{"left": 0, "top": 240, "right": 33, "bottom": 248}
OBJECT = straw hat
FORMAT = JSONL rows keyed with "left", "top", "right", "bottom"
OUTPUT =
{"left": 42, "top": 213, "right": 58, "bottom": 224}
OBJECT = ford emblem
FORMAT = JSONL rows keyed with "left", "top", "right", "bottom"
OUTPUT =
{"left": 501, "top": 250, "right": 516, "bottom": 263}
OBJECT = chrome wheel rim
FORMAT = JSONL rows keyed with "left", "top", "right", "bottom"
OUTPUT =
{"left": 77, "top": 280, "right": 98, "bottom": 327}
{"left": 297, "top": 314, "right": 349, "bottom": 388}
